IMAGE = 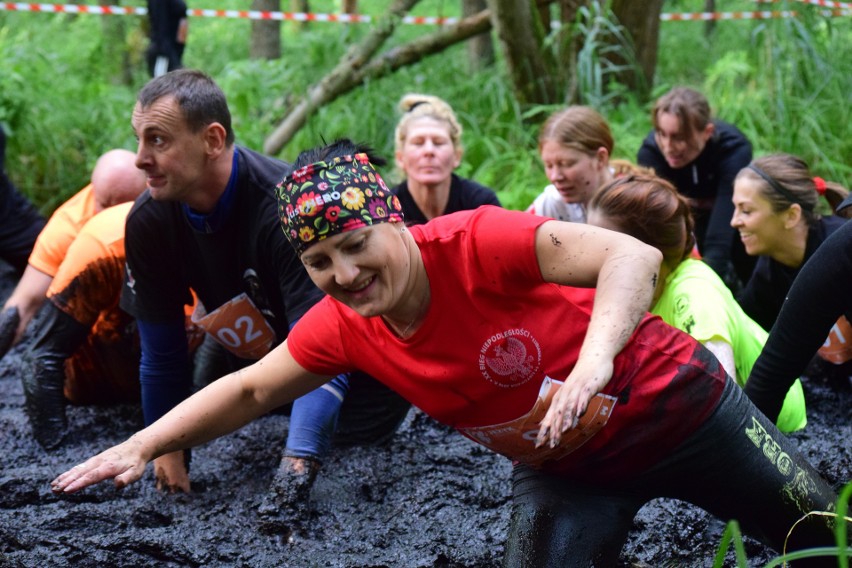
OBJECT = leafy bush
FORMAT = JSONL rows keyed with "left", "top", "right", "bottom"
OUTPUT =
{"left": 0, "top": 0, "right": 848, "bottom": 215}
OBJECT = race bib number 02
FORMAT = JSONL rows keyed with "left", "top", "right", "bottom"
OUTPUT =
{"left": 459, "top": 375, "right": 616, "bottom": 468}
{"left": 191, "top": 293, "right": 276, "bottom": 360}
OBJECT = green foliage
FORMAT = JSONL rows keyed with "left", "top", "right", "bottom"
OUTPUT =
{"left": 712, "top": 482, "right": 852, "bottom": 567}
{"left": 0, "top": 1, "right": 849, "bottom": 216}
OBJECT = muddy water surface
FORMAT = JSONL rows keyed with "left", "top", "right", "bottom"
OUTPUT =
{"left": 0, "top": 264, "right": 849, "bottom": 567}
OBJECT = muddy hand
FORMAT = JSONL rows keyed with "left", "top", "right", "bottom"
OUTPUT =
{"left": 154, "top": 451, "right": 190, "bottom": 493}
{"left": 51, "top": 440, "right": 147, "bottom": 494}
{"left": 536, "top": 361, "right": 613, "bottom": 449}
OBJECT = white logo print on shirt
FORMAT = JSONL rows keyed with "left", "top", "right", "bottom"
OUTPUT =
{"left": 478, "top": 328, "right": 541, "bottom": 388}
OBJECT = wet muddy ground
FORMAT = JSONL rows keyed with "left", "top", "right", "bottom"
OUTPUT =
{"left": 0, "top": 262, "right": 849, "bottom": 568}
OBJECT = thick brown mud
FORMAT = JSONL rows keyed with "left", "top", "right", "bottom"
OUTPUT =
{"left": 0, "top": 260, "right": 849, "bottom": 567}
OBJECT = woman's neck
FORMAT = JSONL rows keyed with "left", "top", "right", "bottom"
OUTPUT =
{"left": 771, "top": 224, "right": 810, "bottom": 268}
{"left": 407, "top": 176, "right": 452, "bottom": 221}
{"left": 383, "top": 232, "right": 431, "bottom": 338}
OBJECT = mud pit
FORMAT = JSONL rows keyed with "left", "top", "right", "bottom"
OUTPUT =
{"left": 0, "top": 261, "right": 849, "bottom": 568}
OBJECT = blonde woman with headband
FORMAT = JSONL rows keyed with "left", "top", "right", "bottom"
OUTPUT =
{"left": 732, "top": 153, "right": 849, "bottom": 331}
{"left": 392, "top": 93, "right": 500, "bottom": 225}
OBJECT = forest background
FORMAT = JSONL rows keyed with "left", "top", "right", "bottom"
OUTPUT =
{"left": 0, "top": 0, "right": 849, "bottom": 215}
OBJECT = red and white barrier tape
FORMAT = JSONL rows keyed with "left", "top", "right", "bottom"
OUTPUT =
{"left": 758, "top": 0, "right": 852, "bottom": 9}
{"left": 0, "top": 2, "right": 848, "bottom": 22}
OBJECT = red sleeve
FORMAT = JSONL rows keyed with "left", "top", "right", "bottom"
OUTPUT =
{"left": 287, "top": 297, "right": 356, "bottom": 376}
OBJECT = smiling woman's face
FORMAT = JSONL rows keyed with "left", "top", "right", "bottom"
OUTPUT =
{"left": 730, "top": 176, "right": 789, "bottom": 257}
{"left": 300, "top": 223, "right": 412, "bottom": 318}
{"left": 654, "top": 111, "right": 712, "bottom": 170}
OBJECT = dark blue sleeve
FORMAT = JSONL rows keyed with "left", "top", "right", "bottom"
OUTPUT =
{"left": 284, "top": 316, "right": 349, "bottom": 459}
{"left": 137, "top": 317, "right": 192, "bottom": 427}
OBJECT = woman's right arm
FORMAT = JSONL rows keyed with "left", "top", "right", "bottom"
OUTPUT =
{"left": 51, "top": 340, "right": 330, "bottom": 493}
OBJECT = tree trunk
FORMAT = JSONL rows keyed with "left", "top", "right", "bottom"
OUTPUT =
{"left": 486, "top": 0, "right": 561, "bottom": 106}
{"left": 704, "top": 0, "right": 716, "bottom": 37}
{"left": 341, "top": 0, "right": 358, "bottom": 13}
{"left": 609, "top": 0, "right": 664, "bottom": 96}
{"left": 251, "top": 0, "right": 282, "bottom": 59}
{"left": 99, "top": 0, "right": 133, "bottom": 85}
{"left": 291, "top": 0, "right": 310, "bottom": 32}
{"left": 263, "top": 3, "right": 492, "bottom": 155}
{"left": 463, "top": 0, "right": 493, "bottom": 72}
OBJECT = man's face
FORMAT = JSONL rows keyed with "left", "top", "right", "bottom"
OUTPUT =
{"left": 132, "top": 96, "right": 210, "bottom": 203}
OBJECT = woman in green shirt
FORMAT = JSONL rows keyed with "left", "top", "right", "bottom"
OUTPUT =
{"left": 586, "top": 174, "right": 806, "bottom": 432}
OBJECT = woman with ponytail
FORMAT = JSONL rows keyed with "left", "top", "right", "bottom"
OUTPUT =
{"left": 731, "top": 153, "right": 849, "bottom": 331}
{"left": 587, "top": 173, "right": 807, "bottom": 433}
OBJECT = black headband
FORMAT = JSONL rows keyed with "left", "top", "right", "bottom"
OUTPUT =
{"left": 747, "top": 164, "right": 813, "bottom": 212}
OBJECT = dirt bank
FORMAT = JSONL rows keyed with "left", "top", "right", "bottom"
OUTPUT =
{"left": 0, "top": 261, "right": 849, "bottom": 567}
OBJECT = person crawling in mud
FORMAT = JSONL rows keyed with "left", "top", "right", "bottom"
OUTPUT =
{"left": 53, "top": 140, "right": 845, "bottom": 566}
{"left": 0, "top": 149, "right": 146, "bottom": 360}
{"left": 107, "top": 68, "right": 408, "bottom": 534}
{"left": 3, "top": 150, "right": 148, "bottom": 448}
{"left": 746, "top": 197, "right": 852, "bottom": 421}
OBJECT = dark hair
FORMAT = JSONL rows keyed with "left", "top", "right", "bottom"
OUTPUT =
{"left": 293, "top": 138, "right": 387, "bottom": 169}
{"left": 589, "top": 174, "right": 696, "bottom": 267}
{"left": 652, "top": 87, "right": 712, "bottom": 141}
{"left": 137, "top": 69, "right": 235, "bottom": 146}
{"left": 734, "top": 153, "right": 850, "bottom": 226}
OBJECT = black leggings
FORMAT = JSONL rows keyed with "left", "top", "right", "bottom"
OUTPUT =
{"left": 504, "top": 378, "right": 841, "bottom": 567}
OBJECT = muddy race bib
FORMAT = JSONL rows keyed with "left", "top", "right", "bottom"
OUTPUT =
{"left": 191, "top": 293, "right": 276, "bottom": 360}
{"left": 818, "top": 315, "right": 852, "bottom": 365}
{"left": 458, "top": 375, "right": 616, "bottom": 468}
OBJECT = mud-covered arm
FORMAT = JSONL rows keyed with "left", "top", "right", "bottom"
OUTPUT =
{"left": 51, "top": 339, "right": 331, "bottom": 494}
{"left": 533, "top": 220, "right": 662, "bottom": 447}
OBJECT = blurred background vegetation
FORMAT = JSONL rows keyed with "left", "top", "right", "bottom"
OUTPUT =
{"left": 0, "top": 0, "right": 849, "bottom": 214}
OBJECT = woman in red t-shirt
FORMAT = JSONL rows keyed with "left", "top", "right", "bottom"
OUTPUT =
{"left": 53, "top": 140, "right": 842, "bottom": 566}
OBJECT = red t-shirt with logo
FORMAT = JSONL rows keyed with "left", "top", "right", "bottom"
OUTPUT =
{"left": 288, "top": 206, "right": 726, "bottom": 481}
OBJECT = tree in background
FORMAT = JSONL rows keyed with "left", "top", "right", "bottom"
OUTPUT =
{"left": 251, "top": 0, "right": 281, "bottom": 60}
{"left": 261, "top": 0, "right": 662, "bottom": 152}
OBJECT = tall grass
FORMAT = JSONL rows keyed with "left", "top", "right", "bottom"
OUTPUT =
{"left": 0, "top": 0, "right": 849, "bottom": 215}
{"left": 713, "top": 482, "right": 851, "bottom": 567}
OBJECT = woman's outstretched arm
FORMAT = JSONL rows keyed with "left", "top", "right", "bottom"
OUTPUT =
{"left": 51, "top": 339, "right": 330, "bottom": 494}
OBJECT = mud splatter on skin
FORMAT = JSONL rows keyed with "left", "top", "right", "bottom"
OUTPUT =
{"left": 0, "top": 260, "right": 848, "bottom": 567}
{"left": 549, "top": 233, "right": 562, "bottom": 247}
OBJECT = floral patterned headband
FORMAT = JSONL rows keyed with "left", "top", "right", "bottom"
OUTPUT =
{"left": 276, "top": 153, "right": 404, "bottom": 255}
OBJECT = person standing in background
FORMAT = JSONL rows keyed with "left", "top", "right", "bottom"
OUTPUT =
{"left": 147, "top": 0, "right": 188, "bottom": 78}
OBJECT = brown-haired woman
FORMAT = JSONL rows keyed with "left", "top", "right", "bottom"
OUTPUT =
{"left": 526, "top": 105, "right": 615, "bottom": 222}
{"left": 638, "top": 86, "right": 754, "bottom": 291}
{"left": 587, "top": 174, "right": 807, "bottom": 433}
{"left": 732, "top": 153, "right": 849, "bottom": 331}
